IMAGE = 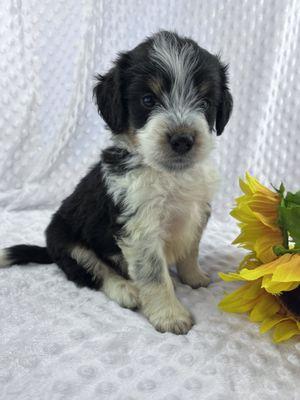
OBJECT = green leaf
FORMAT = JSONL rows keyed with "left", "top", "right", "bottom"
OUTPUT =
{"left": 277, "top": 194, "right": 289, "bottom": 248}
{"left": 279, "top": 205, "right": 300, "bottom": 248}
{"left": 277, "top": 189, "right": 300, "bottom": 249}
{"left": 285, "top": 191, "right": 300, "bottom": 206}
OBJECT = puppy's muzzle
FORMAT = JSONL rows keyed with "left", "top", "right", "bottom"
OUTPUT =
{"left": 168, "top": 133, "right": 195, "bottom": 155}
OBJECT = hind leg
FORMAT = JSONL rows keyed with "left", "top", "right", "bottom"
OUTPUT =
{"left": 46, "top": 215, "right": 139, "bottom": 308}
{"left": 70, "top": 246, "right": 139, "bottom": 309}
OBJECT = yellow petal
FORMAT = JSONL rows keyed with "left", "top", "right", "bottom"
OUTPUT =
{"left": 245, "top": 172, "right": 277, "bottom": 198}
{"left": 238, "top": 252, "right": 261, "bottom": 270}
{"left": 242, "top": 281, "right": 264, "bottom": 300}
{"left": 230, "top": 206, "right": 257, "bottom": 224}
{"left": 245, "top": 172, "right": 260, "bottom": 193}
{"left": 218, "top": 281, "right": 262, "bottom": 313}
{"left": 239, "top": 267, "right": 273, "bottom": 281}
{"left": 249, "top": 294, "right": 280, "bottom": 322}
{"left": 233, "top": 229, "right": 262, "bottom": 246}
{"left": 254, "top": 234, "right": 283, "bottom": 263}
{"left": 239, "top": 177, "right": 252, "bottom": 195}
{"left": 260, "top": 315, "right": 289, "bottom": 334}
{"left": 261, "top": 275, "right": 300, "bottom": 294}
{"left": 234, "top": 225, "right": 267, "bottom": 237}
{"left": 249, "top": 192, "right": 280, "bottom": 208}
{"left": 265, "top": 281, "right": 300, "bottom": 294}
{"left": 219, "top": 297, "right": 259, "bottom": 313}
{"left": 272, "top": 254, "right": 300, "bottom": 282}
{"left": 272, "top": 320, "right": 300, "bottom": 343}
{"left": 286, "top": 282, "right": 300, "bottom": 291}
{"left": 239, "top": 255, "right": 292, "bottom": 280}
{"left": 218, "top": 272, "right": 246, "bottom": 282}
{"left": 235, "top": 193, "right": 249, "bottom": 205}
{"left": 252, "top": 210, "right": 280, "bottom": 231}
{"left": 233, "top": 225, "right": 282, "bottom": 263}
{"left": 247, "top": 192, "right": 280, "bottom": 230}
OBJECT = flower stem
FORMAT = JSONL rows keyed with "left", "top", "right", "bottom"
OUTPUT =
{"left": 283, "top": 228, "right": 289, "bottom": 249}
{"left": 273, "top": 245, "right": 300, "bottom": 256}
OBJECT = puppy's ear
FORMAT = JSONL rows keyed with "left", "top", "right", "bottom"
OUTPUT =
{"left": 216, "top": 64, "right": 233, "bottom": 136}
{"left": 93, "top": 54, "right": 129, "bottom": 134}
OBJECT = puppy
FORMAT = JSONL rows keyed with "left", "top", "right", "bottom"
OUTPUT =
{"left": 0, "top": 31, "right": 232, "bottom": 334}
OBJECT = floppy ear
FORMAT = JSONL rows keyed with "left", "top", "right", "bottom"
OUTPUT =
{"left": 93, "top": 54, "right": 129, "bottom": 134}
{"left": 216, "top": 64, "right": 233, "bottom": 136}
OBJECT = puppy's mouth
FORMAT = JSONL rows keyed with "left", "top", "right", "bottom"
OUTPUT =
{"left": 158, "top": 155, "right": 195, "bottom": 172}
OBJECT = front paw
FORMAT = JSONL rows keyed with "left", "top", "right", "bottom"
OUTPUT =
{"left": 144, "top": 300, "right": 194, "bottom": 335}
{"left": 103, "top": 278, "right": 140, "bottom": 310}
{"left": 179, "top": 267, "right": 210, "bottom": 289}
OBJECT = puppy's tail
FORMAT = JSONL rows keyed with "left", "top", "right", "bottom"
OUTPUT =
{"left": 0, "top": 245, "right": 53, "bottom": 267}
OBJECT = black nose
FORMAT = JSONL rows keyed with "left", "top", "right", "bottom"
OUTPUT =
{"left": 168, "top": 133, "right": 195, "bottom": 155}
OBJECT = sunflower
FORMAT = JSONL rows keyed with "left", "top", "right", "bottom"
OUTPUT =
{"left": 231, "top": 172, "right": 283, "bottom": 265}
{"left": 219, "top": 276, "right": 300, "bottom": 343}
{"left": 219, "top": 173, "right": 300, "bottom": 343}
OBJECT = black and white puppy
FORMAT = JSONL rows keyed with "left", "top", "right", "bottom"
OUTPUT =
{"left": 0, "top": 31, "right": 232, "bottom": 334}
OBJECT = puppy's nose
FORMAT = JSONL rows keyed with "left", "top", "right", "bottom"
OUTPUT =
{"left": 169, "top": 133, "right": 195, "bottom": 155}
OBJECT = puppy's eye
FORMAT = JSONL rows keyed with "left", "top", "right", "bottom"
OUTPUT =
{"left": 142, "top": 94, "right": 156, "bottom": 109}
{"left": 199, "top": 99, "right": 210, "bottom": 111}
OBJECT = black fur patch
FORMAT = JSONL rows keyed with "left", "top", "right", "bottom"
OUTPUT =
{"left": 102, "top": 146, "right": 141, "bottom": 175}
{"left": 7, "top": 245, "right": 52, "bottom": 265}
{"left": 44, "top": 162, "right": 124, "bottom": 286}
{"left": 57, "top": 254, "right": 102, "bottom": 289}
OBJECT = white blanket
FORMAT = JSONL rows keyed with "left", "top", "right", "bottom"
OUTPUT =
{"left": 1, "top": 1, "right": 300, "bottom": 399}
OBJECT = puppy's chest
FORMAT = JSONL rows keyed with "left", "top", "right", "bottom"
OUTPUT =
{"left": 110, "top": 167, "right": 210, "bottom": 257}
{"left": 161, "top": 191, "right": 200, "bottom": 236}
{"left": 162, "top": 197, "right": 201, "bottom": 263}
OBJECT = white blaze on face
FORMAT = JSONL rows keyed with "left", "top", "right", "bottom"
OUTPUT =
{"left": 136, "top": 33, "right": 214, "bottom": 170}
{"left": 152, "top": 33, "right": 202, "bottom": 117}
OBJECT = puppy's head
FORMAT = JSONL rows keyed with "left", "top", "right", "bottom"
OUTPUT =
{"left": 94, "top": 31, "right": 233, "bottom": 171}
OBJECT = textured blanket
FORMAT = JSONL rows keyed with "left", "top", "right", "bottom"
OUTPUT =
{"left": 1, "top": 1, "right": 300, "bottom": 399}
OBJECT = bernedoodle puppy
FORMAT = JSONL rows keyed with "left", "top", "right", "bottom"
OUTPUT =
{"left": 0, "top": 31, "right": 232, "bottom": 334}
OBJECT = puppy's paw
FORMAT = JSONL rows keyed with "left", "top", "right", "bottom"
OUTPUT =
{"left": 179, "top": 267, "right": 210, "bottom": 289}
{"left": 146, "top": 301, "right": 194, "bottom": 335}
{"left": 117, "top": 281, "right": 140, "bottom": 309}
{"left": 103, "top": 279, "right": 140, "bottom": 309}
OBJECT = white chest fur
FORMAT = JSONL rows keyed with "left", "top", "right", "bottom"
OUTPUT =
{"left": 105, "top": 160, "right": 218, "bottom": 264}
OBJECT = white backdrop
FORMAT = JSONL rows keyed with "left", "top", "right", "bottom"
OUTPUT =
{"left": 1, "top": 1, "right": 300, "bottom": 399}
